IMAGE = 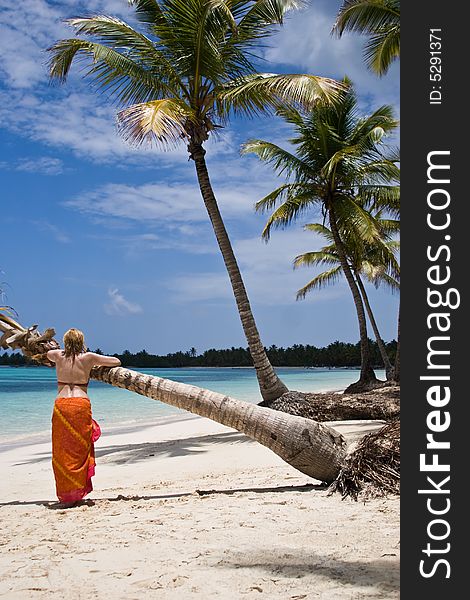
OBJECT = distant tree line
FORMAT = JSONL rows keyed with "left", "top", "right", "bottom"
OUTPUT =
{"left": 1, "top": 339, "right": 396, "bottom": 369}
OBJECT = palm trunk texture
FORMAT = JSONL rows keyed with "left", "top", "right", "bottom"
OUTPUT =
{"left": 356, "top": 274, "right": 393, "bottom": 379}
{"left": 0, "top": 317, "right": 346, "bottom": 483}
{"left": 190, "top": 142, "right": 288, "bottom": 402}
{"left": 328, "top": 205, "right": 376, "bottom": 387}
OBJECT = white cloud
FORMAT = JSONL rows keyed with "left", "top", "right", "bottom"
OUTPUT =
{"left": 0, "top": 1, "right": 133, "bottom": 89}
{"left": 67, "top": 181, "right": 207, "bottom": 223}
{"left": 33, "top": 219, "right": 71, "bottom": 243}
{"left": 167, "top": 228, "right": 347, "bottom": 306}
{"left": 16, "top": 157, "right": 63, "bottom": 175}
{"left": 0, "top": 0, "right": 239, "bottom": 166}
{"left": 264, "top": 1, "right": 400, "bottom": 111}
{"left": 65, "top": 160, "right": 277, "bottom": 226}
{"left": 0, "top": 0, "right": 398, "bottom": 165}
{"left": 104, "top": 288, "right": 143, "bottom": 315}
{"left": 87, "top": 230, "right": 218, "bottom": 258}
{"left": 0, "top": 87, "right": 239, "bottom": 165}
{"left": 167, "top": 273, "right": 233, "bottom": 303}
{"left": 0, "top": 1, "right": 180, "bottom": 163}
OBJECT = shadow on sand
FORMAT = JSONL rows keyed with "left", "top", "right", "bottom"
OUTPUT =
{"left": 0, "top": 482, "right": 324, "bottom": 508}
{"left": 218, "top": 550, "right": 399, "bottom": 592}
{"left": 11, "top": 431, "right": 252, "bottom": 468}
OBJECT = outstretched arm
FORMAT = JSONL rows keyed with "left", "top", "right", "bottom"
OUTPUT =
{"left": 46, "top": 349, "right": 61, "bottom": 363}
{"left": 88, "top": 353, "right": 121, "bottom": 367}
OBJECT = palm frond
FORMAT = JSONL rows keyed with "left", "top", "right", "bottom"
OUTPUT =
{"left": 377, "top": 218, "right": 400, "bottom": 236}
{"left": 242, "top": 139, "right": 314, "bottom": 179}
{"left": 48, "top": 38, "right": 182, "bottom": 105}
{"left": 128, "top": 0, "right": 168, "bottom": 28}
{"left": 117, "top": 98, "right": 193, "bottom": 147}
{"left": 254, "top": 182, "right": 313, "bottom": 212}
{"left": 237, "top": 0, "right": 307, "bottom": 39}
{"left": 356, "top": 159, "right": 400, "bottom": 185}
{"left": 66, "top": 15, "right": 158, "bottom": 53}
{"left": 218, "top": 73, "right": 344, "bottom": 117}
{"left": 333, "top": 194, "right": 382, "bottom": 243}
{"left": 303, "top": 223, "right": 335, "bottom": 242}
{"left": 333, "top": 0, "right": 400, "bottom": 36}
{"left": 357, "top": 184, "right": 400, "bottom": 203}
{"left": 362, "top": 265, "right": 400, "bottom": 291}
{"left": 296, "top": 266, "right": 343, "bottom": 300}
{"left": 333, "top": 0, "right": 400, "bottom": 75}
{"left": 350, "top": 104, "right": 397, "bottom": 143}
{"left": 260, "top": 193, "right": 319, "bottom": 239}
{"left": 293, "top": 251, "right": 339, "bottom": 269}
{"left": 365, "top": 26, "right": 400, "bottom": 75}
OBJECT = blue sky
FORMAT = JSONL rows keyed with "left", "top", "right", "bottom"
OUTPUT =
{"left": 0, "top": 0, "right": 400, "bottom": 355}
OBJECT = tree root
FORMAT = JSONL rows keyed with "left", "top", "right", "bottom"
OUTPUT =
{"left": 259, "top": 386, "right": 400, "bottom": 422}
{"left": 329, "top": 420, "right": 400, "bottom": 500}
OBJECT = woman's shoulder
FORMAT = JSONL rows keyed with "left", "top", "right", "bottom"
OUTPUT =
{"left": 47, "top": 348, "right": 63, "bottom": 362}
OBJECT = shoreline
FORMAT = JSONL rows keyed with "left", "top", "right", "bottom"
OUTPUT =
{"left": 0, "top": 391, "right": 346, "bottom": 449}
{"left": 0, "top": 381, "right": 351, "bottom": 447}
{"left": 0, "top": 413, "right": 203, "bottom": 452}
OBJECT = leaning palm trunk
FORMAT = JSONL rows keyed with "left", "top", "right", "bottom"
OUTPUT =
{"left": 93, "top": 365, "right": 345, "bottom": 482}
{"left": 0, "top": 316, "right": 344, "bottom": 483}
{"left": 328, "top": 205, "right": 377, "bottom": 388}
{"left": 189, "top": 140, "right": 288, "bottom": 402}
{"left": 356, "top": 274, "right": 393, "bottom": 379}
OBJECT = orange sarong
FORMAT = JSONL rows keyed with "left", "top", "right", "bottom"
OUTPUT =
{"left": 51, "top": 397, "right": 101, "bottom": 503}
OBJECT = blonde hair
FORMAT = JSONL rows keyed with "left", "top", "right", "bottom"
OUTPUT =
{"left": 63, "top": 328, "right": 86, "bottom": 360}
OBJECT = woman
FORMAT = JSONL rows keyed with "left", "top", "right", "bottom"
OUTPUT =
{"left": 46, "top": 329, "right": 121, "bottom": 506}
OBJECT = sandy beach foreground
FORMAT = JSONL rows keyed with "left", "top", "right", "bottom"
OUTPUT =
{"left": 0, "top": 415, "right": 399, "bottom": 599}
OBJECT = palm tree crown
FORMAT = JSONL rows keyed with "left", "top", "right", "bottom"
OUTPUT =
{"left": 294, "top": 218, "right": 400, "bottom": 379}
{"left": 294, "top": 219, "right": 399, "bottom": 301}
{"left": 49, "top": 0, "right": 341, "bottom": 150}
{"left": 243, "top": 84, "right": 399, "bottom": 241}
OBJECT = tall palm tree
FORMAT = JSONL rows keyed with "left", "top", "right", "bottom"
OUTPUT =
{"left": 333, "top": 0, "right": 400, "bottom": 76}
{"left": 294, "top": 220, "right": 400, "bottom": 379}
{"left": 47, "top": 0, "right": 342, "bottom": 402}
{"left": 0, "top": 314, "right": 346, "bottom": 483}
{"left": 242, "top": 82, "right": 399, "bottom": 391}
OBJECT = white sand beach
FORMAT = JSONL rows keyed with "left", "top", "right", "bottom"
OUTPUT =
{"left": 0, "top": 415, "right": 399, "bottom": 599}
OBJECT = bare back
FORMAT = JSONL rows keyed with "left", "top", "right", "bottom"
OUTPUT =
{"left": 47, "top": 350, "right": 121, "bottom": 398}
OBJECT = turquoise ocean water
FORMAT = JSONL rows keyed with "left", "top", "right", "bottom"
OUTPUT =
{"left": 0, "top": 366, "right": 384, "bottom": 443}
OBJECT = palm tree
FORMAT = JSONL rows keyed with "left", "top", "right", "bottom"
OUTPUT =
{"left": 47, "top": 0, "right": 342, "bottom": 402}
{"left": 332, "top": 0, "right": 400, "bottom": 76}
{"left": 242, "top": 82, "right": 399, "bottom": 391}
{"left": 294, "top": 220, "right": 400, "bottom": 379}
{"left": 0, "top": 314, "right": 346, "bottom": 483}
